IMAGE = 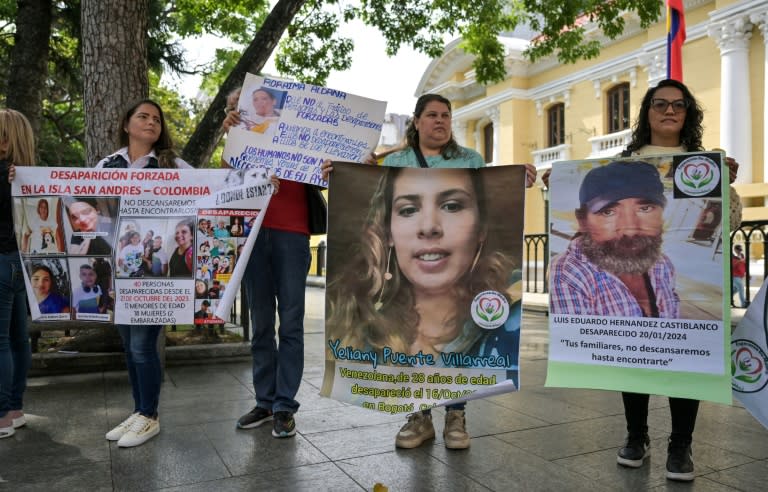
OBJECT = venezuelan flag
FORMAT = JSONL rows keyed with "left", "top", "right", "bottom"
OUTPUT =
{"left": 667, "top": 0, "right": 686, "bottom": 81}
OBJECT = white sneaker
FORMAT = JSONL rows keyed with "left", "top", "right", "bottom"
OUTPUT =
{"left": 117, "top": 415, "right": 160, "bottom": 448}
{"left": 106, "top": 413, "right": 140, "bottom": 441}
{"left": 8, "top": 410, "right": 26, "bottom": 429}
{"left": 0, "top": 413, "right": 14, "bottom": 438}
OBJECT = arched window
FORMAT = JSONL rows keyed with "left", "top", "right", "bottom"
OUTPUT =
{"left": 483, "top": 122, "right": 493, "bottom": 163}
{"left": 548, "top": 103, "right": 565, "bottom": 147}
{"left": 607, "top": 83, "right": 630, "bottom": 133}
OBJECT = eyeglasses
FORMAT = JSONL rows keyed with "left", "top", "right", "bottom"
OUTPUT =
{"left": 650, "top": 98, "right": 689, "bottom": 114}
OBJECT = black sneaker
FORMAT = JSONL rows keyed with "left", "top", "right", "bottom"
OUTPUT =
{"left": 272, "top": 411, "right": 296, "bottom": 438}
{"left": 616, "top": 433, "right": 650, "bottom": 467}
{"left": 236, "top": 407, "right": 273, "bottom": 429}
{"left": 666, "top": 440, "right": 694, "bottom": 481}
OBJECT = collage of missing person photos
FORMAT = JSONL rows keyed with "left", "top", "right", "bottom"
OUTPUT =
{"left": 14, "top": 195, "right": 120, "bottom": 322}
{"left": 14, "top": 194, "right": 255, "bottom": 324}
{"left": 194, "top": 209, "right": 254, "bottom": 325}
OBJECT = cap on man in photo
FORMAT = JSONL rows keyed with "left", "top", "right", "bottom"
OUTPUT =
{"left": 579, "top": 161, "right": 667, "bottom": 213}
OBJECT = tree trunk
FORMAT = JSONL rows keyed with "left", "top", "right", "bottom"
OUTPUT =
{"left": 81, "top": 0, "right": 149, "bottom": 167}
{"left": 181, "top": 0, "right": 308, "bottom": 168}
{"left": 6, "top": 0, "right": 53, "bottom": 141}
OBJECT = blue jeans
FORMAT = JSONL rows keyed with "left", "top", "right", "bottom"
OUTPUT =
{"left": 116, "top": 324, "right": 162, "bottom": 417}
{"left": 243, "top": 228, "right": 310, "bottom": 414}
{"left": 733, "top": 276, "right": 746, "bottom": 307}
{"left": 0, "top": 253, "right": 31, "bottom": 418}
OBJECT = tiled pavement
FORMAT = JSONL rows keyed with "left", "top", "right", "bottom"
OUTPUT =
{"left": 1, "top": 288, "right": 766, "bottom": 491}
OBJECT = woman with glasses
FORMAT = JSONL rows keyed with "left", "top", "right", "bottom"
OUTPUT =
{"left": 616, "top": 79, "right": 740, "bottom": 482}
{"left": 546, "top": 79, "right": 739, "bottom": 481}
{"left": 543, "top": 79, "right": 738, "bottom": 481}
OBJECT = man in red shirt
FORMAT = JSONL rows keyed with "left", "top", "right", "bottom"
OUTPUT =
{"left": 223, "top": 103, "right": 326, "bottom": 438}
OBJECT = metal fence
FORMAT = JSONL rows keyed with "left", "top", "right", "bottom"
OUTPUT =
{"left": 523, "top": 234, "right": 549, "bottom": 294}
{"left": 730, "top": 220, "right": 768, "bottom": 308}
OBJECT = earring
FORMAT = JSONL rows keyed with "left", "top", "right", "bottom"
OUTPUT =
{"left": 375, "top": 247, "right": 393, "bottom": 310}
{"left": 470, "top": 241, "right": 484, "bottom": 274}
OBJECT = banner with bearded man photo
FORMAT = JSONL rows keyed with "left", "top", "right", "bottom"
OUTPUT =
{"left": 546, "top": 152, "right": 731, "bottom": 403}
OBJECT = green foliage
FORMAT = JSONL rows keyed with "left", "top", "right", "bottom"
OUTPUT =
{"left": 521, "top": 0, "right": 661, "bottom": 63}
{"left": 276, "top": 0, "right": 662, "bottom": 85}
{"left": 149, "top": 71, "right": 197, "bottom": 149}
{"left": 150, "top": 0, "right": 269, "bottom": 76}
{"left": 276, "top": 0, "right": 353, "bottom": 85}
{"left": 170, "top": 0, "right": 269, "bottom": 43}
{"left": 0, "top": 1, "right": 271, "bottom": 166}
{"left": 199, "top": 47, "right": 242, "bottom": 96}
{"left": 3, "top": 0, "right": 665, "bottom": 168}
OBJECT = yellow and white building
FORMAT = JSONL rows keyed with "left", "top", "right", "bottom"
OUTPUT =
{"left": 402, "top": 0, "right": 768, "bottom": 232}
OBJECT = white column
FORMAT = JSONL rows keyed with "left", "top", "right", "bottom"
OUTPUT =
{"left": 709, "top": 17, "right": 753, "bottom": 184}
{"left": 453, "top": 121, "right": 467, "bottom": 146}
{"left": 750, "top": 10, "right": 768, "bottom": 191}
{"left": 486, "top": 107, "right": 501, "bottom": 166}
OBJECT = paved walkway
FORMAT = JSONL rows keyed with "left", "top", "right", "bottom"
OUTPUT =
{"left": 1, "top": 288, "right": 766, "bottom": 491}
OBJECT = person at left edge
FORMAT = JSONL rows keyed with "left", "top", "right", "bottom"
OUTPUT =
{"left": 223, "top": 96, "right": 327, "bottom": 439}
{"left": 95, "top": 99, "right": 191, "bottom": 448}
{"left": 0, "top": 108, "right": 36, "bottom": 438}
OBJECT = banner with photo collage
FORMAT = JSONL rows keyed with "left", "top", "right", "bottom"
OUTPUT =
{"left": 11, "top": 166, "right": 273, "bottom": 325}
{"left": 222, "top": 73, "right": 387, "bottom": 187}
{"left": 321, "top": 163, "right": 527, "bottom": 414}
{"left": 546, "top": 152, "right": 731, "bottom": 403}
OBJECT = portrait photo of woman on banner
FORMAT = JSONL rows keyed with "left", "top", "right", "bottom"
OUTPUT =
{"left": 326, "top": 164, "right": 524, "bottom": 377}
{"left": 62, "top": 196, "right": 118, "bottom": 256}
{"left": 237, "top": 86, "right": 286, "bottom": 139}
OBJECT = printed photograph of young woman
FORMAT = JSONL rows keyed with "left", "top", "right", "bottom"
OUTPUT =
{"left": 237, "top": 86, "right": 287, "bottom": 139}
{"left": 326, "top": 164, "right": 526, "bottom": 377}
{"left": 62, "top": 197, "right": 118, "bottom": 256}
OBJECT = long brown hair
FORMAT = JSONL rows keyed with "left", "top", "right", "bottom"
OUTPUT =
{"left": 626, "top": 79, "right": 704, "bottom": 153}
{"left": 327, "top": 167, "right": 514, "bottom": 354}
{"left": 0, "top": 108, "right": 35, "bottom": 165}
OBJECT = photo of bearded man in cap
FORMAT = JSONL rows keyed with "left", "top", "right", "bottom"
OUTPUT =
{"left": 550, "top": 161, "right": 679, "bottom": 318}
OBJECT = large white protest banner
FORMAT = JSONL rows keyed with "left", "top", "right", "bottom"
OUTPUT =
{"left": 222, "top": 73, "right": 386, "bottom": 186}
{"left": 12, "top": 166, "right": 272, "bottom": 325}
{"left": 732, "top": 278, "right": 768, "bottom": 429}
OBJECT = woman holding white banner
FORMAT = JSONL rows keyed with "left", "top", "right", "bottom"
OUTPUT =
{"left": 323, "top": 93, "right": 536, "bottom": 450}
{"left": 614, "top": 80, "right": 740, "bottom": 482}
{"left": 544, "top": 79, "right": 741, "bottom": 481}
{"left": 0, "top": 108, "right": 35, "bottom": 439}
{"left": 96, "top": 99, "right": 190, "bottom": 448}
